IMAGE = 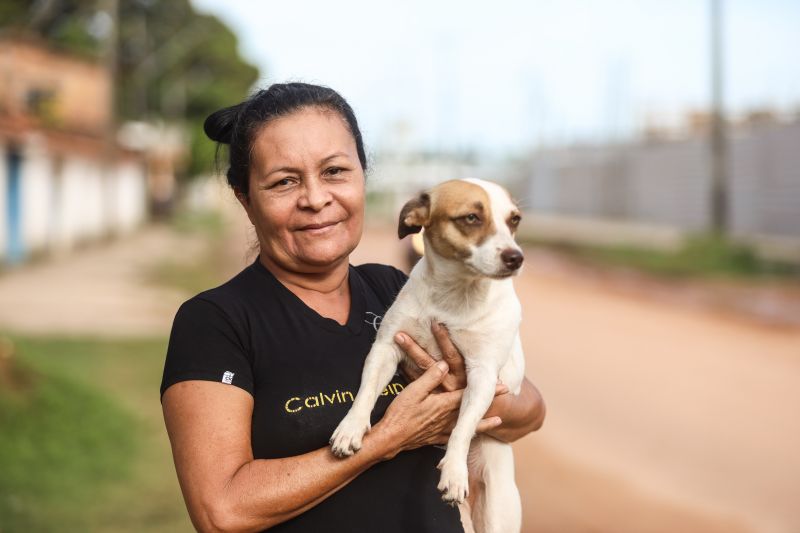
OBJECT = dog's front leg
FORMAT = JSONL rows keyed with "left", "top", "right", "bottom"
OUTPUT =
{"left": 330, "top": 341, "right": 402, "bottom": 457}
{"left": 438, "top": 363, "right": 498, "bottom": 504}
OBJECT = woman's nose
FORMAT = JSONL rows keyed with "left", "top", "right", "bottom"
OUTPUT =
{"left": 298, "top": 179, "right": 333, "bottom": 211}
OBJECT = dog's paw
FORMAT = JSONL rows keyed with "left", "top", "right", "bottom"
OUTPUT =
{"left": 437, "top": 456, "right": 469, "bottom": 505}
{"left": 330, "top": 414, "right": 371, "bottom": 458}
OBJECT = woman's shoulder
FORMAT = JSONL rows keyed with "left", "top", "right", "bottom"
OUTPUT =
{"left": 162, "top": 265, "right": 262, "bottom": 398}
{"left": 353, "top": 263, "right": 408, "bottom": 301}
{"left": 354, "top": 263, "right": 408, "bottom": 287}
{"left": 173, "top": 260, "right": 265, "bottom": 325}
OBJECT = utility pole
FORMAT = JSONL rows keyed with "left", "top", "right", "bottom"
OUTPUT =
{"left": 710, "top": 0, "right": 728, "bottom": 234}
{"left": 101, "top": 0, "right": 119, "bottom": 236}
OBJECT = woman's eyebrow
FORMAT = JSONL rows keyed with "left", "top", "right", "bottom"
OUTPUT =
{"left": 260, "top": 152, "right": 351, "bottom": 179}
{"left": 262, "top": 165, "right": 300, "bottom": 179}
{"left": 319, "top": 152, "right": 349, "bottom": 165}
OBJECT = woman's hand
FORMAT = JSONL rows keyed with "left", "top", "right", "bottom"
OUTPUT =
{"left": 371, "top": 361, "right": 503, "bottom": 460}
{"left": 396, "top": 322, "right": 506, "bottom": 401}
{"left": 396, "top": 322, "right": 470, "bottom": 391}
{"left": 394, "top": 323, "right": 546, "bottom": 442}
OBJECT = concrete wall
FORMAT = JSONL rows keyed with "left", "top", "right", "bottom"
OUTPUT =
{"left": 524, "top": 121, "right": 800, "bottom": 239}
{"left": 1, "top": 140, "right": 147, "bottom": 264}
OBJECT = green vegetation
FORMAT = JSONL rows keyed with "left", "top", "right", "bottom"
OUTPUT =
{"left": 0, "top": 0, "right": 260, "bottom": 177}
{"left": 0, "top": 208, "right": 234, "bottom": 531}
{"left": 528, "top": 234, "right": 800, "bottom": 281}
{"left": 0, "top": 336, "right": 191, "bottom": 533}
{"left": 146, "top": 208, "right": 236, "bottom": 295}
{"left": 170, "top": 208, "right": 226, "bottom": 239}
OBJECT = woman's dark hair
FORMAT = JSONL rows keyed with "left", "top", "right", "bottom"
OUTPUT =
{"left": 203, "top": 82, "right": 367, "bottom": 197}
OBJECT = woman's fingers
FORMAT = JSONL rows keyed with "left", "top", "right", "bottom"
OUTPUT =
{"left": 394, "top": 332, "right": 435, "bottom": 370}
{"left": 399, "top": 358, "right": 424, "bottom": 382}
{"left": 404, "top": 360, "right": 450, "bottom": 399}
{"left": 394, "top": 328, "right": 470, "bottom": 392}
{"left": 431, "top": 323, "right": 467, "bottom": 391}
{"left": 437, "top": 383, "right": 508, "bottom": 411}
{"left": 476, "top": 416, "right": 503, "bottom": 434}
{"left": 438, "top": 389, "right": 464, "bottom": 409}
{"left": 431, "top": 322, "right": 465, "bottom": 374}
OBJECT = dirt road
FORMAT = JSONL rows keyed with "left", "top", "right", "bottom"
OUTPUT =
{"left": 512, "top": 263, "right": 800, "bottom": 533}
{"left": 0, "top": 225, "right": 207, "bottom": 337}
{"left": 2, "top": 214, "right": 798, "bottom": 533}
{"left": 354, "top": 225, "right": 800, "bottom": 533}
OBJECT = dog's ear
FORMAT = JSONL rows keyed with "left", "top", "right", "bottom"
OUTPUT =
{"left": 398, "top": 192, "right": 431, "bottom": 239}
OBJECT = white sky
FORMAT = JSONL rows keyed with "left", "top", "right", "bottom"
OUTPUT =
{"left": 192, "top": 0, "right": 800, "bottom": 154}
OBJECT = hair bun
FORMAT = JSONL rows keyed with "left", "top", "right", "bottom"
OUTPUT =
{"left": 203, "top": 103, "right": 244, "bottom": 143}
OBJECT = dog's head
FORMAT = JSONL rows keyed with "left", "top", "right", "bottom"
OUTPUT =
{"left": 398, "top": 178, "right": 524, "bottom": 278}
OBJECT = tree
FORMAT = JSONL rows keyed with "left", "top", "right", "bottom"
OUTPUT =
{"left": 0, "top": 0, "right": 260, "bottom": 177}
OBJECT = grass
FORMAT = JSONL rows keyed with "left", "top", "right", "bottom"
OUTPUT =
{"left": 170, "top": 209, "right": 226, "bottom": 239}
{"left": 525, "top": 233, "right": 800, "bottom": 281}
{"left": 0, "top": 207, "right": 235, "bottom": 531}
{"left": 146, "top": 208, "right": 232, "bottom": 295}
{"left": 0, "top": 336, "right": 192, "bottom": 533}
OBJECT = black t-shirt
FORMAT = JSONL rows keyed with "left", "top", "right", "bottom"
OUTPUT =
{"left": 160, "top": 258, "right": 463, "bottom": 533}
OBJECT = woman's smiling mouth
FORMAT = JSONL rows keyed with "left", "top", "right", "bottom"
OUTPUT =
{"left": 296, "top": 220, "right": 341, "bottom": 235}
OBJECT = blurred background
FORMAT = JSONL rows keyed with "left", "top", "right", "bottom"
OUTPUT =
{"left": 1, "top": 1, "right": 799, "bottom": 532}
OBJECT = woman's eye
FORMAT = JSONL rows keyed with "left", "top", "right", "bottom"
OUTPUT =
{"left": 325, "top": 167, "right": 345, "bottom": 177}
{"left": 268, "top": 178, "right": 295, "bottom": 189}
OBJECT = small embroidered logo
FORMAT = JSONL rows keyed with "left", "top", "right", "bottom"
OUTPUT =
{"left": 222, "top": 371, "right": 234, "bottom": 384}
{"left": 364, "top": 312, "right": 382, "bottom": 332}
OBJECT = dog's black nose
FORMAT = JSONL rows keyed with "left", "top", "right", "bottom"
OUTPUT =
{"left": 501, "top": 249, "right": 524, "bottom": 270}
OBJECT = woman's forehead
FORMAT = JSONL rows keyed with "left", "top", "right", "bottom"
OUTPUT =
{"left": 251, "top": 108, "right": 357, "bottom": 167}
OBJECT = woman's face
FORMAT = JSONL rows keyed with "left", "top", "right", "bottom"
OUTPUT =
{"left": 240, "top": 107, "right": 365, "bottom": 274}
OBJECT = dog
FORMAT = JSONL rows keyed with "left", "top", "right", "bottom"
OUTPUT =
{"left": 331, "top": 178, "right": 525, "bottom": 533}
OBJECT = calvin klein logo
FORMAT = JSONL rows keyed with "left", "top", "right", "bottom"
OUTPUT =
{"left": 364, "top": 312, "right": 382, "bottom": 332}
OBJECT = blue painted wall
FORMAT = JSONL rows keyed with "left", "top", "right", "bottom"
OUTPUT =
{"left": 5, "top": 149, "right": 24, "bottom": 264}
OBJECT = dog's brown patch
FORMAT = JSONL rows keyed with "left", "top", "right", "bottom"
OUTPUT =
{"left": 425, "top": 180, "right": 495, "bottom": 260}
{"left": 398, "top": 193, "right": 431, "bottom": 238}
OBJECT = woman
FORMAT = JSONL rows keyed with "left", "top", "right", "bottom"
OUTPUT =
{"left": 160, "top": 82, "right": 545, "bottom": 533}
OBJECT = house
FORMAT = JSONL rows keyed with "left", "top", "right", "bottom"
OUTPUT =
{"left": 0, "top": 36, "right": 148, "bottom": 265}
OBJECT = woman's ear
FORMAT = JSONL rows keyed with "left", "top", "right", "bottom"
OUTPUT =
{"left": 398, "top": 192, "right": 430, "bottom": 239}
{"left": 233, "top": 187, "right": 256, "bottom": 226}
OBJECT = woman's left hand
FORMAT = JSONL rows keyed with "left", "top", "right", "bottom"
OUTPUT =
{"left": 394, "top": 322, "right": 510, "bottom": 419}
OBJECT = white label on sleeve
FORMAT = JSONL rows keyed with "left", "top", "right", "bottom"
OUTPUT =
{"left": 222, "top": 371, "right": 234, "bottom": 384}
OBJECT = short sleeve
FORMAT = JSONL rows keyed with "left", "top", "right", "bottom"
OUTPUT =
{"left": 160, "top": 297, "right": 254, "bottom": 399}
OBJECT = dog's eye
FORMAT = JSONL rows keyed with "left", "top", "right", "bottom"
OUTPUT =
{"left": 465, "top": 214, "right": 481, "bottom": 224}
{"left": 510, "top": 215, "right": 521, "bottom": 226}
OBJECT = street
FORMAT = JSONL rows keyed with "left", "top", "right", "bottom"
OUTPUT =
{"left": 355, "top": 224, "right": 800, "bottom": 533}
{"left": 2, "top": 215, "right": 798, "bottom": 533}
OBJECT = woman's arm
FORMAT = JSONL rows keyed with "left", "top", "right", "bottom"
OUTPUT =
{"left": 163, "top": 362, "right": 501, "bottom": 533}
{"left": 395, "top": 323, "right": 546, "bottom": 443}
{"left": 483, "top": 376, "right": 545, "bottom": 442}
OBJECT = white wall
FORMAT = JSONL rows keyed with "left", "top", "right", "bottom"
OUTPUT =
{"left": 1, "top": 136, "right": 148, "bottom": 263}
{"left": 20, "top": 142, "right": 53, "bottom": 252}
{"left": 59, "top": 157, "right": 88, "bottom": 250}
{"left": 110, "top": 160, "right": 147, "bottom": 234}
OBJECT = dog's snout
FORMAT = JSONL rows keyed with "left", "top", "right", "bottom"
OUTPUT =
{"left": 501, "top": 249, "right": 524, "bottom": 270}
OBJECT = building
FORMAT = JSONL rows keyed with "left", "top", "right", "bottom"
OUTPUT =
{"left": 0, "top": 36, "right": 148, "bottom": 265}
{"left": 521, "top": 115, "right": 800, "bottom": 258}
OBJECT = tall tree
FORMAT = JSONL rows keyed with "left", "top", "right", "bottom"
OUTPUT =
{"left": 0, "top": 0, "right": 260, "bottom": 177}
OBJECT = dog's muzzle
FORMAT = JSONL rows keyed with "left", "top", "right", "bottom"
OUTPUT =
{"left": 501, "top": 249, "right": 524, "bottom": 271}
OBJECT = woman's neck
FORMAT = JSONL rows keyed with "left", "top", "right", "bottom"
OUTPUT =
{"left": 259, "top": 253, "right": 351, "bottom": 325}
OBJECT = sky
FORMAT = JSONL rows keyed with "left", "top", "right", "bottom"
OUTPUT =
{"left": 192, "top": 0, "right": 800, "bottom": 154}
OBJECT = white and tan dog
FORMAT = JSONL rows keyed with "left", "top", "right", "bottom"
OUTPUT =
{"left": 331, "top": 178, "right": 525, "bottom": 533}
